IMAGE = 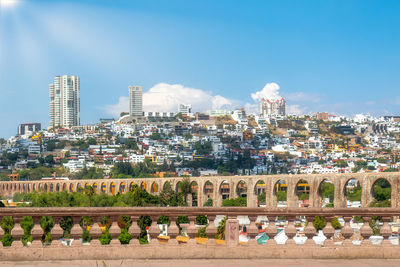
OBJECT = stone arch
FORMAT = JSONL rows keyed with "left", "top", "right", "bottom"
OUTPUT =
{"left": 18, "top": 184, "right": 21, "bottom": 192}
{"left": 150, "top": 182, "right": 158, "bottom": 194}
{"left": 190, "top": 181, "right": 199, "bottom": 206}
{"left": 70, "top": 183, "right": 75, "bottom": 192}
{"left": 39, "top": 183, "right": 43, "bottom": 192}
{"left": 343, "top": 178, "right": 362, "bottom": 208}
{"left": 93, "top": 182, "right": 98, "bottom": 193}
{"left": 62, "top": 183, "right": 67, "bottom": 191}
{"left": 22, "top": 184, "right": 25, "bottom": 192}
{"left": 370, "top": 177, "right": 392, "bottom": 207}
{"left": 50, "top": 183, "right": 54, "bottom": 192}
{"left": 295, "top": 179, "right": 310, "bottom": 207}
{"left": 219, "top": 180, "right": 230, "bottom": 201}
{"left": 43, "top": 183, "right": 48, "bottom": 192}
{"left": 119, "top": 182, "right": 126, "bottom": 193}
{"left": 140, "top": 181, "right": 147, "bottom": 191}
{"left": 110, "top": 182, "right": 116, "bottom": 195}
{"left": 254, "top": 180, "right": 266, "bottom": 207}
{"left": 175, "top": 181, "right": 183, "bottom": 193}
{"left": 273, "top": 179, "right": 287, "bottom": 207}
{"left": 317, "top": 178, "right": 334, "bottom": 207}
{"left": 32, "top": 184, "right": 36, "bottom": 192}
{"left": 100, "top": 182, "right": 106, "bottom": 193}
{"left": 56, "top": 183, "right": 60, "bottom": 192}
{"left": 236, "top": 180, "right": 248, "bottom": 198}
{"left": 163, "top": 181, "right": 172, "bottom": 191}
{"left": 129, "top": 182, "right": 136, "bottom": 191}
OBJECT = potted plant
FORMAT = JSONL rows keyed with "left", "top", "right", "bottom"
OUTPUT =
{"left": 157, "top": 216, "right": 170, "bottom": 244}
{"left": 176, "top": 216, "right": 190, "bottom": 244}
{"left": 195, "top": 226, "right": 208, "bottom": 244}
{"left": 215, "top": 217, "right": 226, "bottom": 244}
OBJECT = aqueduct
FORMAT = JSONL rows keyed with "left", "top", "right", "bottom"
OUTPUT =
{"left": 1, "top": 172, "right": 399, "bottom": 208}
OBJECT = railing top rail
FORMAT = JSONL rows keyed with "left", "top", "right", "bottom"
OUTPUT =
{"left": 0, "top": 207, "right": 398, "bottom": 217}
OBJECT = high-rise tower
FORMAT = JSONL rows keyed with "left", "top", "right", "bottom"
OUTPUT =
{"left": 49, "top": 75, "right": 80, "bottom": 128}
{"left": 129, "top": 86, "right": 143, "bottom": 118}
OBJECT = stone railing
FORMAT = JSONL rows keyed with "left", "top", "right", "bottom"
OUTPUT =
{"left": 0, "top": 207, "right": 400, "bottom": 260}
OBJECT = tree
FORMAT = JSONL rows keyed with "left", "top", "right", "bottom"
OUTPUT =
{"left": 179, "top": 177, "right": 191, "bottom": 204}
{"left": 85, "top": 186, "right": 95, "bottom": 207}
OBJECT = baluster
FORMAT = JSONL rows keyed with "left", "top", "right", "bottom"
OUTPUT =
{"left": 70, "top": 216, "right": 83, "bottom": 246}
{"left": 50, "top": 216, "right": 64, "bottom": 247}
{"left": 380, "top": 216, "right": 392, "bottom": 246}
{"left": 186, "top": 215, "right": 197, "bottom": 241}
{"left": 30, "top": 216, "right": 44, "bottom": 247}
{"left": 109, "top": 216, "right": 121, "bottom": 246}
{"left": 360, "top": 216, "right": 373, "bottom": 246}
{"left": 89, "top": 216, "right": 103, "bottom": 246}
{"left": 285, "top": 216, "right": 297, "bottom": 245}
{"left": 265, "top": 216, "right": 277, "bottom": 245}
{"left": 206, "top": 215, "right": 218, "bottom": 242}
{"left": 304, "top": 216, "right": 316, "bottom": 246}
{"left": 341, "top": 216, "right": 354, "bottom": 246}
{"left": 128, "top": 216, "right": 140, "bottom": 245}
{"left": 247, "top": 215, "right": 259, "bottom": 245}
{"left": 148, "top": 216, "right": 160, "bottom": 244}
{"left": 168, "top": 216, "right": 179, "bottom": 244}
{"left": 10, "top": 216, "right": 24, "bottom": 248}
{"left": 323, "top": 217, "right": 335, "bottom": 246}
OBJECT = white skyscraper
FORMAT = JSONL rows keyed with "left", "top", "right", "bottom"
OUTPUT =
{"left": 49, "top": 75, "right": 80, "bottom": 128}
{"left": 129, "top": 86, "right": 143, "bottom": 118}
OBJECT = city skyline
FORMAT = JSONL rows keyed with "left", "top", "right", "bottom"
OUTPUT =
{"left": 1, "top": 0, "right": 400, "bottom": 138}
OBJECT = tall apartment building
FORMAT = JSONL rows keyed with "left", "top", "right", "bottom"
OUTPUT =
{"left": 129, "top": 86, "right": 143, "bottom": 118}
{"left": 49, "top": 75, "right": 80, "bottom": 128}
{"left": 178, "top": 104, "right": 192, "bottom": 116}
{"left": 260, "top": 97, "right": 286, "bottom": 117}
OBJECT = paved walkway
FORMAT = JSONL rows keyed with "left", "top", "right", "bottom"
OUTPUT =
{"left": 0, "top": 259, "right": 399, "bottom": 267}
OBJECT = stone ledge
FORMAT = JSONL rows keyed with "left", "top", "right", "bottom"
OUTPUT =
{"left": 0, "top": 244, "right": 399, "bottom": 261}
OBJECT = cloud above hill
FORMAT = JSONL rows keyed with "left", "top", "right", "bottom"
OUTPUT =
{"left": 103, "top": 83, "right": 238, "bottom": 117}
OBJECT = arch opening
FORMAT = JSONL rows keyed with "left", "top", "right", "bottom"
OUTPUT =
{"left": 344, "top": 178, "right": 361, "bottom": 208}
{"left": 119, "top": 182, "right": 126, "bottom": 193}
{"left": 236, "top": 180, "right": 247, "bottom": 198}
{"left": 190, "top": 181, "right": 198, "bottom": 206}
{"left": 318, "top": 179, "right": 334, "bottom": 207}
{"left": 151, "top": 182, "right": 158, "bottom": 194}
{"left": 273, "top": 179, "right": 287, "bottom": 207}
{"left": 203, "top": 181, "right": 213, "bottom": 206}
{"left": 370, "top": 178, "right": 391, "bottom": 207}
{"left": 254, "top": 180, "right": 266, "bottom": 207}
{"left": 295, "top": 179, "right": 310, "bottom": 207}
{"left": 219, "top": 180, "right": 230, "bottom": 201}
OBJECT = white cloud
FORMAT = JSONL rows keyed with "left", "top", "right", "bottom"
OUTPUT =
{"left": 103, "top": 83, "right": 238, "bottom": 117}
{"left": 251, "top": 82, "right": 282, "bottom": 102}
{"left": 286, "top": 104, "right": 308, "bottom": 115}
{"left": 284, "top": 92, "right": 321, "bottom": 103}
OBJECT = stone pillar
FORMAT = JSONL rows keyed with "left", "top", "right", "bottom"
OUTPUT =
{"left": 225, "top": 217, "right": 239, "bottom": 246}
{"left": 334, "top": 178, "right": 342, "bottom": 208}
{"left": 247, "top": 180, "right": 256, "bottom": 208}
{"left": 287, "top": 181, "right": 296, "bottom": 208}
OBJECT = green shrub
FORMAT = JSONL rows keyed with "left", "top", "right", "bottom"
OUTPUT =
{"left": 197, "top": 227, "right": 208, "bottom": 238}
{"left": 312, "top": 216, "right": 326, "bottom": 231}
{"left": 118, "top": 228, "right": 132, "bottom": 244}
{"left": 204, "top": 198, "right": 213, "bottom": 207}
{"left": 1, "top": 233, "right": 13, "bottom": 246}
{"left": 195, "top": 215, "right": 208, "bottom": 225}
{"left": 157, "top": 216, "right": 170, "bottom": 226}
{"left": 331, "top": 217, "right": 342, "bottom": 229}
{"left": 99, "top": 231, "right": 111, "bottom": 245}
{"left": 82, "top": 230, "right": 92, "bottom": 243}
{"left": 222, "top": 197, "right": 247, "bottom": 207}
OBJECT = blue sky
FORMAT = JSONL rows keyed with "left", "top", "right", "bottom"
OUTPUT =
{"left": 0, "top": 0, "right": 399, "bottom": 138}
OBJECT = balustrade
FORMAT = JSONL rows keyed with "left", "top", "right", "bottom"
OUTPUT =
{"left": 0, "top": 207, "right": 398, "bottom": 250}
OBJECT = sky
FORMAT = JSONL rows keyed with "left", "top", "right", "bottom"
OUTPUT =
{"left": 0, "top": 0, "right": 399, "bottom": 138}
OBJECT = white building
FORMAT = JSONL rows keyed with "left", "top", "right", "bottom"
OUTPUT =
{"left": 178, "top": 104, "right": 192, "bottom": 116}
{"left": 49, "top": 75, "right": 80, "bottom": 128}
{"left": 129, "top": 86, "right": 143, "bottom": 118}
{"left": 260, "top": 98, "right": 285, "bottom": 117}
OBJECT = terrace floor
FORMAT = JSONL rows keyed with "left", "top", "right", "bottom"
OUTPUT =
{"left": 0, "top": 259, "right": 397, "bottom": 267}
